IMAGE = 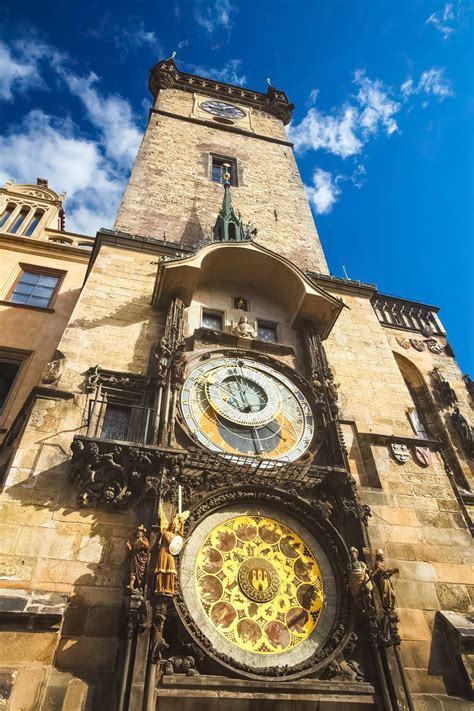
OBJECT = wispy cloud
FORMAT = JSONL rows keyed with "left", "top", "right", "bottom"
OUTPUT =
{"left": 0, "top": 35, "right": 143, "bottom": 235}
{"left": 185, "top": 58, "right": 246, "bottom": 86}
{"left": 85, "top": 17, "right": 162, "bottom": 58}
{"left": 305, "top": 168, "right": 342, "bottom": 215}
{"left": 426, "top": 2, "right": 463, "bottom": 39}
{"left": 289, "top": 71, "right": 398, "bottom": 158}
{"left": 194, "top": 0, "right": 236, "bottom": 35}
{"left": 401, "top": 68, "right": 453, "bottom": 101}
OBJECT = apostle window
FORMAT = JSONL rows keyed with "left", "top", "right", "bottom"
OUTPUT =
{"left": 202, "top": 309, "right": 223, "bottom": 331}
{"left": 0, "top": 203, "right": 15, "bottom": 228}
{"left": 211, "top": 156, "right": 237, "bottom": 186}
{"left": 8, "top": 268, "right": 63, "bottom": 308}
{"left": 257, "top": 320, "right": 278, "bottom": 343}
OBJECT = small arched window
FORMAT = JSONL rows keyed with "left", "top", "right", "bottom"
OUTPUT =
{"left": 24, "top": 210, "right": 44, "bottom": 237}
{"left": 0, "top": 203, "right": 16, "bottom": 228}
{"left": 9, "top": 208, "right": 30, "bottom": 234}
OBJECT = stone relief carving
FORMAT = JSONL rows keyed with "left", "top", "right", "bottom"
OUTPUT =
{"left": 395, "top": 336, "right": 410, "bottom": 350}
{"left": 463, "top": 374, "right": 474, "bottom": 403}
{"left": 372, "top": 549, "right": 398, "bottom": 611}
{"left": 409, "top": 339, "right": 425, "bottom": 352}
{"left": 413, "top": 446, "right": 432, "bottom": 468}
{"left": 426, "top": 338, "right": 443, "bottom": 354}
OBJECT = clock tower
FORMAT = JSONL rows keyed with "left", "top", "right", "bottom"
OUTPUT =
{"left": 0, "top": 58, "right": 472, "bottom": 711}
{"left": 114, "top": 59, "right": 329, "bottom": 274}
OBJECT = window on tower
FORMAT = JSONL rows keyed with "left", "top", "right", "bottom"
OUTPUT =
{"left": 8, "top": 267, "right": 63, "bottom": 308}
{"left": 210, "top": 156, "right": 238, "bottom": 186}
{"left": 257, "top": 320, "right": 278, "bottom": 343}
{"left": 202, "top": 309, "right": 223, "bottom": 331}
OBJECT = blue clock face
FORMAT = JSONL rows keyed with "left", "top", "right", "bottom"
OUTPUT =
{"left": 200, "top": 100, "right": 246, "bottom": 120}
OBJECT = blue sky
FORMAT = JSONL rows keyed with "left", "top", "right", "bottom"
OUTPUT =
{"left": 1, "top": 0, "right": 473, "bottom": 371}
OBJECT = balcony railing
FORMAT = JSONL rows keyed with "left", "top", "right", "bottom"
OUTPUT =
{"left": 86, "top": 399, "right": 156, "bottom": 445}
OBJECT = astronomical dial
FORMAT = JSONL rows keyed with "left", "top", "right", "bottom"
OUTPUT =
{"left": 180, "top": 356, "right": 315, "bottom": 462}
{"left": 200, "top": 100, "right": 246, "bottom": 119}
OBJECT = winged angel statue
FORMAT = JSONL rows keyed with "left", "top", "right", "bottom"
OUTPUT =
{"left": 154, "top": 503, "right": 190, "bottom": 596}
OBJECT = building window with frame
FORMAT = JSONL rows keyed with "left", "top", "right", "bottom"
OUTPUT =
{"left": 211, "top": 156, "right": 237, "bottom": 186}
{"left": 0, "top": 351, "right": 28, "bottom": 413}
{"left": 0, "top": 203, "right": 16, "bottom": 228}
{"left": 101, "top": 403, "right": 132, "bottom": 441}
{"left": 8, "top": 268, "right": 63, "bottom": 308}
{"left": 9, "top": 208, "right": 30, "bottom": 234}
{"left": 23, "top": 210, "right": 44, "bottom": 237}
{"left": 202, "top": 309, "right": 223, "bottom": 331}
{"left": 257, "top": 320, "right": 278, "bottom": 343}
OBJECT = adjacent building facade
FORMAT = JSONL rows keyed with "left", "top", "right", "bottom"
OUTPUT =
{"left": 0, "top": 59, "right": 472, "bottom": 710}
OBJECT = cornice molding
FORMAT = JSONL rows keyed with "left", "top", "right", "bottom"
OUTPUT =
{"left": 149, "top": 59, "right": 294, "bottom": 125}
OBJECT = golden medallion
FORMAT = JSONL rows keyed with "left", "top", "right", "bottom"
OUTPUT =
{"left": 195, "top": 515, "right": 324, "bottom": 655}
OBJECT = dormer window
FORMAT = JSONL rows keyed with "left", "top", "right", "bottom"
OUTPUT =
{"left": 257, "top": 320, "right": 278, "bottom": 343}
{"left": 202, "top": 309, "right": 223, "bottom": 331}
{"left": 211, "top": 156, "right": 237, "bottom": 186}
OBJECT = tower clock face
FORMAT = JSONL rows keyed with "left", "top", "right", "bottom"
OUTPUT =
{"left": 200, "top": 100, "right": 246, "bottom": 119}
{"left": 180, "top": 356, "right": 314, "bottom": 461}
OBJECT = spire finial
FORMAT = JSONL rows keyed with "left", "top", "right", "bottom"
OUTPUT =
{"left": 167, "top": 50, "right": 177, "bottom": 61}
{"left": 266, "top": 77, "right": 271, "bottom": 87}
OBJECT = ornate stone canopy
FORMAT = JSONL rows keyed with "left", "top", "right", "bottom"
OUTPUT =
{"left": 152, "top": 240, "right": 344, "bottom": 338}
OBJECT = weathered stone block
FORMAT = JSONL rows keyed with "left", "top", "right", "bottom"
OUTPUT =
{"left": 0, "top": 631, "right": 58, "bottom": 664}
{"left": 56, "top": 637, "right": 117, "bottom": 672}
{"left": 435, "top": 583, "right": 471, "bottom": 611}
{"left": 398, "top": 608, "right": 433, "bottom": 641}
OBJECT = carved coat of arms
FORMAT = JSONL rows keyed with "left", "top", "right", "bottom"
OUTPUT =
{"left": 396, "top": 337, "right": 410, "bottom": 350}
{"left": 413, "top": 446, "right": 432, "bottom": 467}
{"left": 410, "top": 339, "right": 425, "bottom": 352}
{"left": 390, "top": 443, "right": 410, "bottom": 463}
{"left": 426, "top": 339, "right": 443, "bottom": 354}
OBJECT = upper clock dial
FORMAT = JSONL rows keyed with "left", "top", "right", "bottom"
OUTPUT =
{"left": 200, "top": 100, "right": 246, "bottom": 119}
{"left": 180, "top": 356, "right": 315, "bottom": 462}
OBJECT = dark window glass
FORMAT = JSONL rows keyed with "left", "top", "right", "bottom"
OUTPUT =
{"left": 9, "top": 271, "right": 59, "bottom": 308}
{"left": 102, "top": 404, "right": 131, "bottom": 440}
{"left": 202, "top": 310, "right": 223, "bottom": 331}
{"left": 0, "top": 359, "right": 21, "bottom": 410}
{"left": 24, "top": 210, "right": 44, "bottom": 237}
{"left": 9, "top": 208, "right": 30, "bottom": 234}
{"left": 257, "top": 321, "right": 278, "bottom": 343}
{"left": 211, "top": 157, "right": 237, "bottom": 186}
{"left": 0, "top": 204, "right": 15, "bottom": 228}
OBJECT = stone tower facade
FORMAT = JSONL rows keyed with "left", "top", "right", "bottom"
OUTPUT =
{"left": 0, "top": 59, "right": 472, "bottom": 711}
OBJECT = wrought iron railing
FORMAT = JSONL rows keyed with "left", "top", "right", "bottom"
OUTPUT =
{"left": 86, "top": 399, "right": 156, "bottom": 445}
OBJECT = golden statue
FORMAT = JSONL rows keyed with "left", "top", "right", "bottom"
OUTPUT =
{"left": 126, "top": 525, "right": 150, "bottom": 591}
{"left": 348, "top": 546, "right": 372, "bottom": 599}
{"left": 154, "top": 504, "right": 189, "bottom": 596}
{"left": 372, "top": 549, "right": 398, "bottom": 610}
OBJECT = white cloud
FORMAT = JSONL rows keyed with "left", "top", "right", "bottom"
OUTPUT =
{"left": 306, "top": 88, "right": 319, "bottom": 107}
{"left": 185, "top": 58, "right": 246, "bottom": 86}
{"left": 401, "top": 68, "right": 453, "bottom": 100}
{"left": 0, "top": 111, "right": 124, "bottom": 234}
{"left": 288, "top": 105, "right": 362, "bottom": 158}
{"left": 354, "top": 70, "right": 400, "bottom": 136}
{"left": 305, "top": 169, "right": 342, "bottom": 215}
{"left": 57, "top": 70, "right": 142, "bottom": 163}
{"left": 0, "top": 39, "right": 52, "bottom": 101}
{"left": 426, "top": 2, "right": 462, "bottom": 39}
{"left": 0, "top": 35, "right": 143, "bottom": 236}
{"left": 194, "top": 0, "right": 235, "bottom": 34}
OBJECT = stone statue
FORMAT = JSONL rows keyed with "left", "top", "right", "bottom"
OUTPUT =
{"left": 171, "top": 343, "right": 187, "bottom": 387}
{"left": 451, "top": 408, "right": 474, "bottom": 456}
{"left": 154, "top": 506, "right": 189, "bottom": 596}
{"left": 156, "top": 336, "right": 172, "bottom": 384}
{"left": 162, "top": 655, "right": 198, "bottom": 676}
{"left": 126, "top": 525, "right": 150, "bottom": 591}
{"left": 41, "top": 350, "right": 65, "bottom": 386}
{"left": 348, "top": 546, "right": 372, "bottom": 599}
{"left": 371, "top": 549, "right": 398, "bottom": 611}
{"left": 232, "top": 316, "right": 257, "bottom": 339}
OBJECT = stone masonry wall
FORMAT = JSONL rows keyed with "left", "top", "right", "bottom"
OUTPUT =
{"left": 114, "top": 88, "right": 328, "bottom": 274}
{"left": 0, "top": 243, "right": 159, "bottom": 707}
{"left": 324, "top": 284, "right": 473, "bottom": 709}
